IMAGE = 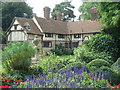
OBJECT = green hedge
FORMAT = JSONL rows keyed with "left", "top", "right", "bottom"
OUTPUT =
{"left": 59, "top": 62, "right": 88, "bottom": 72}
{"left": 86, "top": 59, "right": 110, "bottom": 72}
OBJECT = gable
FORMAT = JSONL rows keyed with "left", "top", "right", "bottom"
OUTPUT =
{"left": 10, "top": 19, "right": 23, "bottom": 31}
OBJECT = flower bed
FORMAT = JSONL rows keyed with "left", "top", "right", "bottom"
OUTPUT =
{"left": 1, "top": 66, "right": 120, "bottom": 89}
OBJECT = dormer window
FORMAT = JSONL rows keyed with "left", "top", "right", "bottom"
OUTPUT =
{"left": 14, "top": 24, "right": 19, "bottom": 30}
{"left": 24, "top": 22, "right": 31, "bottom": 31}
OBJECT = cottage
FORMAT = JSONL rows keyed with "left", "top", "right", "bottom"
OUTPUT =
{"left": 7, "top": 7, "right": 103, "bottom": 53}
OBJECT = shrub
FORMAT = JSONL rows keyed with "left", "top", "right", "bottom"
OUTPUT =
{"left": 74, "top": 45, "right": 112, "bottom": 63}
{"left": 99, "top": 66, "right": 120, "bottom": 85}
{"left": 89, "top": 33, "right": 118, "bottom": 62}
{"left": 111, "top": 57, "right": 120, "bottom": 73}
{"left": 51, "top": 43, "right": 73, "bottom": 55}
{"left": 28, "top": 64, "right": 43, "bottom": 75}
{"left": 59, "top": 62, "right": 88, "bottom": 73}
{"left": 86, "top": 59, "right": 110, "bottom": 72}
{"left": 2, "top": 41, "right": 35, "bottom": 72}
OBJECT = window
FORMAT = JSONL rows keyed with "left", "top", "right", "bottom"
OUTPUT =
{"left": 74, "top": 34, "right": 81, "bottom": 38}
{"left": 58, "top": 34, "right": 64, "bottom": 38}
{"left": 73, "top": 42, "right": 79, "bottom": 48}
{"left": 14, "top": 24, "right": 19, "bottom": 30}
{"left": 45, "top": 33, "right": 53, "bottom": 37}
{"left": 43, "top": 41, "right": 52, "bottom": 47}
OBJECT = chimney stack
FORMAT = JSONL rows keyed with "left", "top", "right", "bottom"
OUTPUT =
{"left": 43, "top": 7, "right": 50, "bottom": 20}
{"left": 90, "top": 7, "right": 98, "bottom": 21}
{"left": 56, "top": 12, "right": 62, "bottom": 21}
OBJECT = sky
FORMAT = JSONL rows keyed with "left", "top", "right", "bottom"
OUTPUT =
{"left": 26, "top": 0, "right": 83, "bottom": 21}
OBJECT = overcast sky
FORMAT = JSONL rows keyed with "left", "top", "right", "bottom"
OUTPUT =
{"left": 26, "top": 0, "right": 83, "bottom": 21}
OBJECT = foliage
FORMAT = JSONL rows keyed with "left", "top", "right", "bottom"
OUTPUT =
{"left": 2, "top": 2, "right": 33, "bottom": 31}
{"left": 86, "top": 59, "right": 110, "bottom": 72}
{"left": 38, "top": 53, "right": 75, "bottom": 74}
{"left": 102, "top": 26, "right": 120, "bottom": 60}
{"left": 59, "top": 62, "right": 88, "bottom": 73}
{"left": 10, "top": 66, "right": 110, "bottom": 88}
{"left": 111, "top": 57, "right": 120, "bottom": 73}
{"left": 51, "top": 43, "right": 73, "bottom": 55}
{"left": 89, "top": 33, "right": 118, "bottom": 62}
{"left": 51, "top": 1, "right": 76, "bottom": 22}
{"left": 78, "top": 2, "right": 99, "bottom": 20}
{"left": 74, "top": 45, "right": 112, "bottom": 63}
{"left": 0, "top": 27, "right": 6, "bottom": 44}
{"left": 1, "top": 41, "right": 35, "bottom": 72}
{"left": 29, "top": 64, "right": 43, "bottom": 75}
{"left": 98, "top": 2, "right": 120, "bottom": 27}
{"left": 38, "top": 53, "right": 61, "bottom": 73}
{"left": 99, "top": 66, "right": 120, "bottom": 85}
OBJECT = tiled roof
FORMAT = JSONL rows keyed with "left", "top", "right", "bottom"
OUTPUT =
{"left": 16, "top": 17, "right": 42, "bottom": 35}
{"left": 35, "top": 17, "right": 68, "bottom": 34}
{"left": 67, "top": 20, "right": 103, "bottom": 34}
{"left": 14, "top": 17, "right": 103, "bottom": 35}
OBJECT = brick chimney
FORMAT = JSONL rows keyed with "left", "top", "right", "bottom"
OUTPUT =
{"left": 43, "top": 7, "right": 50, "bottom": 20}
{"left": 56, "top": 12, "right": 62, "bottom": 21}
{"left": 90, "top": 7, "right": 98, "bottom": 21}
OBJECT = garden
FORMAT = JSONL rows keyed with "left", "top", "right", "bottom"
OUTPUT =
{"left": 0, "top": 35, "right": 120, "bottom": 89}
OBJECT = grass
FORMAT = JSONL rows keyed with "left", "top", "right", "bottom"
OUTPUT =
{"left": 40, "top": 55, "right": 75, "bottom": 61}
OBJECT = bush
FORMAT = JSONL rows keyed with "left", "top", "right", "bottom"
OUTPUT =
{"left": 51, "top": 43, "right": 73, "bottom": 55}
{"left": 74, "top": 45, "right": 112, "bottom": 63}
{"left": 59, "top": 62, "right": 88, "bottom": 72}
{"left": 99, "top": 66, "right": 120, "bottom": 85}
{"left": 89, "top": 33, "right": 118, "bottom": 62}
{"left": 111, "top": 57, "right": 120, "bottom": 73}
{"left": 28, "top": 64, "right": 43, "bottom": 75}
{"left": 86, "top": 59, "right": 110, "bottom": 72}
{"left": 2, "top": 41, "right": 35, "bottom": 72}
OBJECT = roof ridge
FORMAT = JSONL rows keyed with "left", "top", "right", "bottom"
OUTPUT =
{"left": 15, "top": 17, "right": 32, "bottom": 21}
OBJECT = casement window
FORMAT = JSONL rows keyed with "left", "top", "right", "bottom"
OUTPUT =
{"left": 45, "top": 33, "right": 53, "bottom": 37}
{"left": 74, "top": 34, "right": 81, "bottom": 38}
{"left": 14, "top": 24, "right": 19, "bottom": 30}
{"left": 43, "top": 41, "right": 52, "bottom": 47}
{"left": 58, "top": 34, "right": 64, "bottom": 38}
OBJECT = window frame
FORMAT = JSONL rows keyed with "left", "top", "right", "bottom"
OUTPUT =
{"left": 43, "top": 41, "right": 52, "bottom": 48}
{"left": 58, "top": 34, "right": 64, "bottom": 38}
{"left": 74, "top": 34, "right": 81, "bottom": 38}
{"left": 45, "top": 33, "right": 53, "bottom": 37}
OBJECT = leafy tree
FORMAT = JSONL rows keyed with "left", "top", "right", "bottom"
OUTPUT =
{"left": 2, "top": 2, "right": 33, "bottom": 31}
{"left": 98, "top": 2, "right": 120, "bottom": 27}
{"left": 51, "top": 1, "right": 76, "bottom": 22}
{"left": 78, "top": 2, "right": 98, "bottom": 20}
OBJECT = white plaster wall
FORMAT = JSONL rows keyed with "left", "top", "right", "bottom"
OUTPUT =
{"left": 8, "top": 31, "right": 27, "bottom": 41}
{"left": 10, "top": 19, "right": 23, "bottom": 30}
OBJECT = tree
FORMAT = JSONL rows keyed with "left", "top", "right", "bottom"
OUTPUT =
{"left": 98, "top": 2, "right": 120, "bottom": 27}
{"left": 51, "top": 1, "right": 76, "bottom": 22}
{"left": 78, "top": 2, "right": 98, "bottom": 20}
{"left": 2, "top": 2, "right": 33, "bottom": 31}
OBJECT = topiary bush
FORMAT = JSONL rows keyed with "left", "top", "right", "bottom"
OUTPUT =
{"left": 86, "top": 59, "right": 110, "bottom": 72}
{"left": 74, "top": 45, "right": 112, "bottom": 63}
{"left": 59, "top": 62, "right": 89, "bottom": 73}
{"left": 2, "top": 41, "right": 36, "bottom": 72}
